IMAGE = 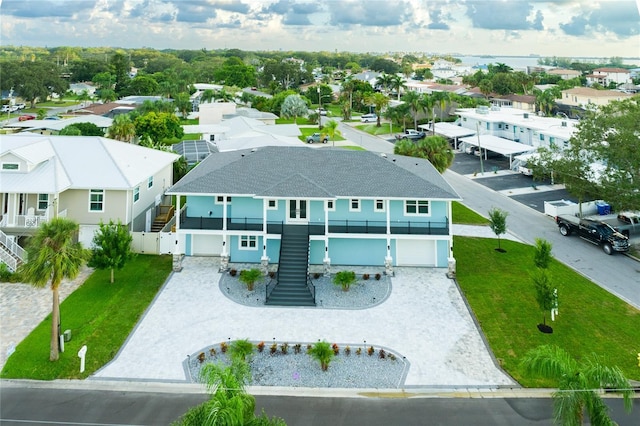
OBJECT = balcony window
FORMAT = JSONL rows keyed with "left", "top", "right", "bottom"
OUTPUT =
{"left": 267, "top": 199, "right": 277, "bottom": 210}
{"left": 405, "top": 200, "right": 429, "bottom": 215}
{"left": 374, "top": 199, "right": 385, "bottom": 212}
{"left": 215, "top": 196, "right": 232, "bottom": 204}
{"left": 349, "top": 199, "right": 360, "bottom": 212}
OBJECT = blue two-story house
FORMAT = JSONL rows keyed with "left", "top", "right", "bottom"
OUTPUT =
{"left": 167, "top": 146, "right": 460, "bottom": 305}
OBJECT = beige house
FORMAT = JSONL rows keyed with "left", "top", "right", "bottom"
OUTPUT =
{"left": 558, "top": 87, "right": 634, "bottom": 109}
{"left": 547, "top": 68, "right": 582, "bottom": 80}
{"left": 0, "top": 134, "right": 179, "bottom": 270}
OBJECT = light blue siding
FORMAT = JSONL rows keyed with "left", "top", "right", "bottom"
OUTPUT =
{"left": 330, "top": 199, "right": 387, "bottom": 222}
{"left": 329, "top": 238, "right": 386, "bottom": 265}
{"left": 185, "top": 234, "right": 192, "bottom": 255}
{"left": 308, "top": 200, "right": 325, "bottom": 224}
{"left": 266, "top": 200, "right": 285, "bottom": 222}
{"left": 187, "top": 196, "right": 219, "bottom": 217}
{"left": 309, "top": 240, "right": 325, "bottom": 264}
{"left": 437, "top": 240, "right": 449, "bottom": 267}
{"left": 229, "top": 235, "right": 263, "bottom": 263}
{"left": 266, "top": 238, "right": 281, "bottom": 262}
{"left": 230, "top": 197, "right": 262, "bottom": 220}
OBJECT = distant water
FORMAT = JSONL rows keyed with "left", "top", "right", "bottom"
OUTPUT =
{"left": 453, "top": 55, "right": 639, "bottom": 70}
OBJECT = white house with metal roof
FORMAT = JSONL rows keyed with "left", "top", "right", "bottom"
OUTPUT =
{"left": 0, "top": 134, "right": 179, "bottom": 269}
{"left": 167, "top": 146, "right": 460, "bottom": 305}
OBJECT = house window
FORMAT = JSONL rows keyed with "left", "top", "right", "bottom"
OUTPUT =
{"left": 215, "top": 196, "right": 232, "bottom": 204}
{"left": 267, "top": 199, "right": 277, "bottom": 210}
{"left": 2, "top": 163, "right": 19, "bottom": 170}
{"left": 498, "top": 124, "right": 503, "bottom": 130}
{"left": 148, "top": 176, "right": 153, "bottom": 189}
{"left": 89, "top": 189, "right": 104, "bottom": 212}
{"left": 549, "top": 137, "right": 555, "bottom": 147}
{"left": 349, "top": 199, "right": 360, "bottom": 212}
{"left": 326, "top": 200, "right": 335, "bottom": 211}
{"left": 133, "top": 186, "right": 140, "bottom": 203}
{"left": 405, "top": 200, "right": 429, "bottom": 215}
{"left": 37, "top": 194, "right": 49, "bottom": 211}
{"left": 486, "top": 122, "right": 490, "bottom": 130}
{"left": 539, "top": 134, "right": 545, "bottom": 141}
{"left": 374, "top": 199, "right": 385, "bottom": 212}
{"left": 505, "top": 124, "right": 509, "bottom": 129}
{"left": 239, "top": 235, "right": 257, "bottom": 250}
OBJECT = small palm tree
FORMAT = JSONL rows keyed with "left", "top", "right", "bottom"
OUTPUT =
{"left": 309, "top": 340, "right": 334, "bottom": 371}
{"left": 333, "top": 270, "right": 356, "bottom": 292}
{"left": 229, "top": 339, "right": 254, "bottom": 363}
{"left": 239, "top": 268, "right": 261, "bottom": 291}
{"left": 107, "top": 114, "right": 136, "bottom": 143}
{"left": 19, "top": 218, "right": 88, "bottom": 361}
{"left": 521, "top": 345, "right": 634, "bottom": 425}
{"left": 364, "top": 92, "right": 390, "bottom": 127}
{"left": 323, "top": 119, "right": 341, "bottom": 146}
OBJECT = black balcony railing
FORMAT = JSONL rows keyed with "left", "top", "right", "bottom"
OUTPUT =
{"left": 179, "top": 212, "right": 449, "bottom": 236}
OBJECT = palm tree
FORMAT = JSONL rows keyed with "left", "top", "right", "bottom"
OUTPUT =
{"left": 364, "top": 92, "right": 390, "bottom": 127}
{"left": 521, "top": 345, "right": 634, "bottom": 425}
{"left": 376, "top": 73, "right": 393, "bottom": 94}
{"left": 19, "top": 218, "right": 88, "bottom": 361}
{"left": 323, "top": 119, "right": 341, "bottom": 147}
{"left": 383, "top": 103, "right": 411, "bottom": 133}
{"left": 431, "top": 91, "right": 451, "bottom": 123}
{"left": 200, "top": 89, "right": 215, "bottom": 105}
{"left": 107, "top": 114, "right": 136, "bottom": 143}
{"left": 309, "top": 340, "right": 334, "bottom": 371}
{"left": 394, "top": 136, "right": 454, "bottom": 173}
{"left": 390, "top": 75, "right": 406, "bottom": 101}
{"left": 401, "top": 91, "right": 424, "bottom": 130}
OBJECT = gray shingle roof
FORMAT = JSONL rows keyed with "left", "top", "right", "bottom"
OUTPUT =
{"left": 167, "top": 146, "right": 460, "bottom": 200}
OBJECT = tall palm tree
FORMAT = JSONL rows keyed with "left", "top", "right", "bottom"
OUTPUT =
{"left": 390, "top": 75, "right": 406, "bottom": 101}
{"left": 107, "top": 114, "right": 136, "bottom": 143}
{"left": 401, "top": 91, "right": 424, "bottom": 130}
{"left": 200, "top": 89, "right": 215, "bottom": 104}
{"left": 323, "top": 119, "right": 341, "bottom": 147}
{"left": 19, "top": 218, "right": 88, "bottom": 361}
{"left": 431, "top": 91, "right": 452, "bottom": 123}
{"left": 394, "top": 135, "right": 454, "bottom": 173}
{"left": 364, "top": 92, "right": 390, "bottom": 127}
{"left": 376, "top": 73, "right": 393, "bottom": 94}
{"left": 521, "top": 345, "right": 634, "bottom": 426}
{"left": 383, "top": 103, "right": 411, "bottom": 132}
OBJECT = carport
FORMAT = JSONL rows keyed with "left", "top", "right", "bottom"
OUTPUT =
{"left": 459, "top": 134, "right": 535, "bottom": 168}
{"left": 418, "top": 122, "right": 476, "bottom": 149}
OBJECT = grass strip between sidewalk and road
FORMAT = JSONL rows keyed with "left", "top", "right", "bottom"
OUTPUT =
{"left": 1, "top": 255, "right": 172, "bottom": 380}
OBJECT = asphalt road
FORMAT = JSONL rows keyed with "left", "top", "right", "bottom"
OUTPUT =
{"left": 1, "top": 384, "right": 638, "bottom": 426}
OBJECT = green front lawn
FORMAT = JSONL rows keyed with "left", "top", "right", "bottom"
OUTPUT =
{"left": 275, "top": 117, "right": 315, "bottom": 125}
{"left": 298, "top": 126, "right": 345, "bottom": 142}
{"left": 355, "top": 123, "right": 397, "bottom": 136}
{"left": 454, "top": 236, "right": 640, "bottom": 387}
{"left": 1, "top": 255, "right": 172, "bottom": 380}
{"left": 452, "top": 202, "right": 490, "bottom": 225}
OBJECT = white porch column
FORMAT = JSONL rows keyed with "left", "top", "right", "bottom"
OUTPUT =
{"left": 385, "top": 199, "right": 393, "bottom": 275}
{"left": 323, "top": 200, "right": 330, "bottom": 276}
{"left": 172, "top": 195, "right": 183, "bottom": 272}
{"left": 447, "top": 201, "right": 456, "bottom": 278}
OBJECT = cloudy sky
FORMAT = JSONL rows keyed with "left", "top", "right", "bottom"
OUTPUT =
{"left": 1, "top": 0, "right": 639, "bottom": 58}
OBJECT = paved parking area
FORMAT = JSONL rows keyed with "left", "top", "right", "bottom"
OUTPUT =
{"left": 93, "top": 257, "right": 515, "bottom": 388}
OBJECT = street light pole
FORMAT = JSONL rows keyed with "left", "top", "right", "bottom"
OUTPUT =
{"left": 317, "top": 87, "right": 322, "bottom": 130}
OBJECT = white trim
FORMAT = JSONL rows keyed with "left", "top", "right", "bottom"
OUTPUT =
{"left": 37, "top": 193, "right": 49, "bottom": 211}
{"left": 239, "top": 235, "right": 258, "bottom": 250}
{"left": 147, "top": 176, "right": 154, "bottom": 189}
{"left": 374, "top": 199, "right": 385, "bottom": 212}
{"left": 349, "top": 198, "right": 360, "bottom": 212}
{"left": 266, "top": 199, "right": 278, "bottom": 210}
{"left": 404, "top": 200, "right": 430, "bottom": 216}
{"left": 89, "top": 189, "right": 105, "bottom": 212}
{"left": 133, "top": 186, "right": 140, "bottom": 203}
{"left": 215, "top": 195, "right": 232, "bottom": 204}
{"left": 326, "top": 200, "right": 336, "bottom": 211}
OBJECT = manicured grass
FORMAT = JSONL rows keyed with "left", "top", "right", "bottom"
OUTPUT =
{"left": 32, "top": 100, "right": 79, "bottom": 108}
{"left": 355, "top": 123, "right": 396, "bottom": 136}
{"left": 454, "top": 236, "right": 640, "bottom": 387}
{"left": 275, "top": 117, "right": 315, "bottom": 125}
{"left": 452, "top": 201, "right": 490, "bottom": 225}
{"left": 298, "top": 126, "right": 345, "bottom": 142}
{"left": 1, "top": 255, "right": 172, "bottom": 380}
{"left": 340, "top": 146, "right": 366, "bottom": 151}
{"left": 180, "top": 118, "right": 199, "bottom": 125}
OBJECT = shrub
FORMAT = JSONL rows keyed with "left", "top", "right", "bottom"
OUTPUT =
{"left": 256, "top": 341, "right": 265, "bottom": 353}
{"left": 367, "top": 346, "right": 375, "bottom": 356}
{"left": 268, "top": 271, "right": 276, "bottom": 279}
{"left": 197, "top": 352, "right": 206, "bottom": 363}
{"left": 333, "top": 270, "right": 356, "bottom": 291}
{"left": 378, "top": 349, "right": 386, "bottom": 359}
{"left": 375, "top": 273, "right": 381, "bottom": 280}
{"left": 293, "top": 343, "right": 302, "bottom": 354}
{"left": 332, "top": 343, "right": 339, "bottom": 355}
{"left": 356, "top": 347, "right": 362, "bottom": 356}
{"left": 313, "top": 272, "right": 321, "bottom": 279}
{"left": 363, "top": 273, "right": 370, "bottom": 280}
{"left": 309, "top": 341, "right": 335, "bottom": 371}
{"left": 239, "top": 268, "right": 261, "bottom": 291}
{"left": 280, "top": 342, "right": 289, "bottom": 354}
{"left": 220, "top": 342, "right": 228, "bottom": 353}
{"left": 209, "top": 348, "right": 217, "bottom": 356}
{"left": 344, "top": 346, "right": 351, "bottom": 356}
{"left": 229, "top": 338, "right": 254, "bottom": 362}
{"left": 270, "top": 342, "right": 278, "bottom": 354}
{"left": 229, "top": 269, "right": 237, "bottom": 277}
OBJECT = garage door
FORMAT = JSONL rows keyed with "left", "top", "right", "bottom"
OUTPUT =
{"left": 396, "top": 239, "right": 435, "bottom": 266}
{"left": 192, "top": 234, "right": 223, "bottom": 256}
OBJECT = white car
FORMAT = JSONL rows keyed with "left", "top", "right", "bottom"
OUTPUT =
{"left": 360, "top": 113, "right": 377, "bottom": 123}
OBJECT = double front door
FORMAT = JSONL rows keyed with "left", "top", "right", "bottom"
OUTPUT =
{"left": 287, "top": 199, "right": 307, "bottom": 223}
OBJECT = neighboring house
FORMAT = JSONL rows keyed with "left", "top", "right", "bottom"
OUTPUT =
{"left": 585, "top": 68, "right": 631, "bottom": 87}
{"left": 456, "top": 106, "right": 577, "bottom": 152}
{"left": 547, "top": 69, "right": 582, "bottom": 80}
{"left": 73, "top": 102, "right": 135, "bottom": 118}
{"left": 2, "top": 114, "right": 113, "bottom": 135}
{"left": 172, "top": 140, "right": 219, "bottom": 166}
{"left": 558, "top": 87, "right": 634, "bottom": 109}
{"left": 490, "top": 94, "right": 536, "bottom": 112}
{"left": 69, "top": 82, "right": 97, "bottom": 96}
{"left": 0, "top": 134, "right": 179, "bottom": 270}
{"left": 166, "top": 146, "right": 460, "bottom": 274}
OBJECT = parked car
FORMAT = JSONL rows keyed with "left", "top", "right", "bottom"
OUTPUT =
{"left": 18, "top": 114, "right": 36, "bottom": 121}
{"left": 1, "top": 105, "right": 9, "bottom": 112}
{"left": 44, "top": 116, "right": 61, "bottom": 120}
{"left": 316, "top": 108, "right": 327, "bottom": 116}
{"left": 465, "top": 145, "right": 479, "bottom": 155}
{"left": 306, "top": 132, "right": 328, "bottom": 144}
{"left": 360, "top": 113, "right": 377, "bottom": 123}
{"left": 16, "top": 103, "right": 26, "bottom": 109}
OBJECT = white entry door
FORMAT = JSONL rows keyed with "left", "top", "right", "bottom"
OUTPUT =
{"left": 287, "top": 199, "right": 308, "bottom": 223}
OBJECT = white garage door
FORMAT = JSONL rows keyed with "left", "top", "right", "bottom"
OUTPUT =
{"left": 192, "top": 234, "right": 223, "bottom": 256}
{"left": 396, "top": 239, "right": 435, "bottom": 266}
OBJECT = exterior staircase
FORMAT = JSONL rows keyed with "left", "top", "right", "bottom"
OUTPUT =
{"left": 151, "top": 205, "right": 174, "bottom": 232}
{"left": 266, "top": 225, "right": 315, "bottom": 306}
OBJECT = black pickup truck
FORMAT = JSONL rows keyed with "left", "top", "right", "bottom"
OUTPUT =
{"left": 555, "top": 215, "right": 630, "bottom": 255}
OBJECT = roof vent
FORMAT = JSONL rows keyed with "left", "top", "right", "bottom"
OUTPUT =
{"left": 380, "top": 153, "right": 387, "bottom": 158}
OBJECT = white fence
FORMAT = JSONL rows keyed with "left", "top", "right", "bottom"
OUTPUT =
{"left": 131, "top": 231, "right": 176, "bottom": 255}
